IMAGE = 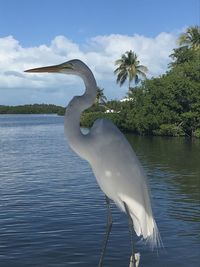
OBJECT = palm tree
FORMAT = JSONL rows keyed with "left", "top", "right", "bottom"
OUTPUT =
{"left": 178, "top": 25, "right": 200, "bottom": 50}
{"left": 95, "top": 87, "right": 107, "bottom": 104}
{"left": 114, "top": 50, "right": 148, "bottom": 90}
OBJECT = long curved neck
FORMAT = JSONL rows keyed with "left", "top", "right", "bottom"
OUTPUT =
{"left": 64, "top": 67, "right": 97, "bottom": 158}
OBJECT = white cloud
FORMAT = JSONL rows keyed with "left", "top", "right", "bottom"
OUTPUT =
{"left": 0, "top": 32, "right": 177, "bottom": 105}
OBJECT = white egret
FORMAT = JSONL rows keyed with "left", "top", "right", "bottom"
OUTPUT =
{"left": 25, "top": 59, "right": 160, "bottom": 267}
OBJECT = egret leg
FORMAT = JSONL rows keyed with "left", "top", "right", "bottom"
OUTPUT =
{"left": 98, "top": 196, "right": 113, "bottom": 267}
{"left": 124, "top": 202, "right": 137, "bottom": 267}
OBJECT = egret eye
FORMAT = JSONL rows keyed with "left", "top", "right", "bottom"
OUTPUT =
{"left": 60, "top": 62, "right": 73, "bottom": 70}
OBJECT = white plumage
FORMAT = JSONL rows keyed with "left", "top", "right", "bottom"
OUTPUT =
{"left": 85, "top": 118, "right": 159, "bottom": 245}
{"left": 25, "top": 59, "right": 160, "bottom": 266}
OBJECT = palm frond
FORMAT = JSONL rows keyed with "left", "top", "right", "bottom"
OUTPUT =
{"left": 137, "top": 70, "right": 147, "bottom": 79}
{"left": 119, "top": 73, "right": 128, "bottom": 86}
{"left": 178, "top": 25, "right": 200, "bottom": 49}
{"left": 137, "top": 65, "right": 148, "bottom": 73}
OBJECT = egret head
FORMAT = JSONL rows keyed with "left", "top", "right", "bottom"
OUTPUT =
{"left": 24, "top": 59, "right": 88, "bottom": 76}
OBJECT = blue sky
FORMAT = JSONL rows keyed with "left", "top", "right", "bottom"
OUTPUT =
{"left": 0, "top": 0, "right": 199, "bottom": 105}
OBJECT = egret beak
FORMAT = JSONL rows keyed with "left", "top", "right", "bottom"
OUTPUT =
{"left": 24, "top": 63, "right": 73, "bottom": 73}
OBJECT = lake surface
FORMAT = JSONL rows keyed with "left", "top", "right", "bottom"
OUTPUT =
{"left": 0, "top": 114, "right": 199, "bottom": 267}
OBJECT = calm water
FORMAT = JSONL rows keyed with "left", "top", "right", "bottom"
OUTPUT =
{"left": 0, "top": 114, "right": 199, "bottom": 267}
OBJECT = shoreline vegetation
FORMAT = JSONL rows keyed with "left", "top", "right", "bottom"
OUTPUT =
{"left": 0, "top": 99, "right": 199, "bottom": 139}
{"left": 0, "top": 104, "right": 65, "bottom": 116}
{"left": 1, "top": 26, "right": 199, "bottom": 138}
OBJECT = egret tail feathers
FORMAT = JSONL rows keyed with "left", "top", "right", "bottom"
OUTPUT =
{"left": 130, "top": 207, "right": 161, "bottom": 249}
{"left": 118, "top": 195, "right": 161, "bottom": 249}
{"left": 144, "top": 218, "right": 162, "bottom": 250}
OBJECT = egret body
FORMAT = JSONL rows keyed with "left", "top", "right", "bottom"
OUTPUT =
{"left": 25, "top": 59, "right": 160, "bottom": 267}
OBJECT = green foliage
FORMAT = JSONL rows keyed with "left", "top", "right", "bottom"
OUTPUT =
{"left": 81, "top": 46, "right": 199, "bottom": 138}
{"left": 81, "top": 27, "right": 200, "bottom": 138}
{"left": 153, "top": 124, "right": 185, "bottom": 137}
{"left": 106, "top": 100, "right": 122, "bottom": 112}
{"left": 84, "top": 103, "right": 106, "bottom": 113}
{"left": 80, "top": 112, "right": 123, "bottom": 128}
{"left": 194, "top": 129, "right": 200, "bottom": 138}
{"left": 124, "top": 49, "right": 199, "bottom": 137}
{"left": 116, "top": 28, "right": 199, "bottom": 138}
{"left": 169, "top": 46, "right": 197, "bottom": 67}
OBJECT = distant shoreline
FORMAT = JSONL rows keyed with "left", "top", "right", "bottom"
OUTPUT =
{"left": 1, "top": 104, "right": 199, "bottom": 139}
{"left": 0, "top": 113, "right": 60, "bottom": 115}
{"left": 0, "top": 104, "right": 65, "bottom": 115}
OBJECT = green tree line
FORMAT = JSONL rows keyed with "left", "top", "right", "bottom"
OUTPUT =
{"left": 0, "top": 104, "right": 65, "bottom": 115}
{"left": 81, "top": 26, "right": 200, "bottom": 138}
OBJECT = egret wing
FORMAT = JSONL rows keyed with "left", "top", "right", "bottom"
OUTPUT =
{"left": 87, "top": 118, "right": 160, "bottom": 247}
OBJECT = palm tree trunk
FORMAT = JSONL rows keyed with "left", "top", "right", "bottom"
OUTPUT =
{"left": 128, "top": 77, "right": 133, "bottom": 95}
{"left": 128, "top": 77, "right": 131, "bottom": 91}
